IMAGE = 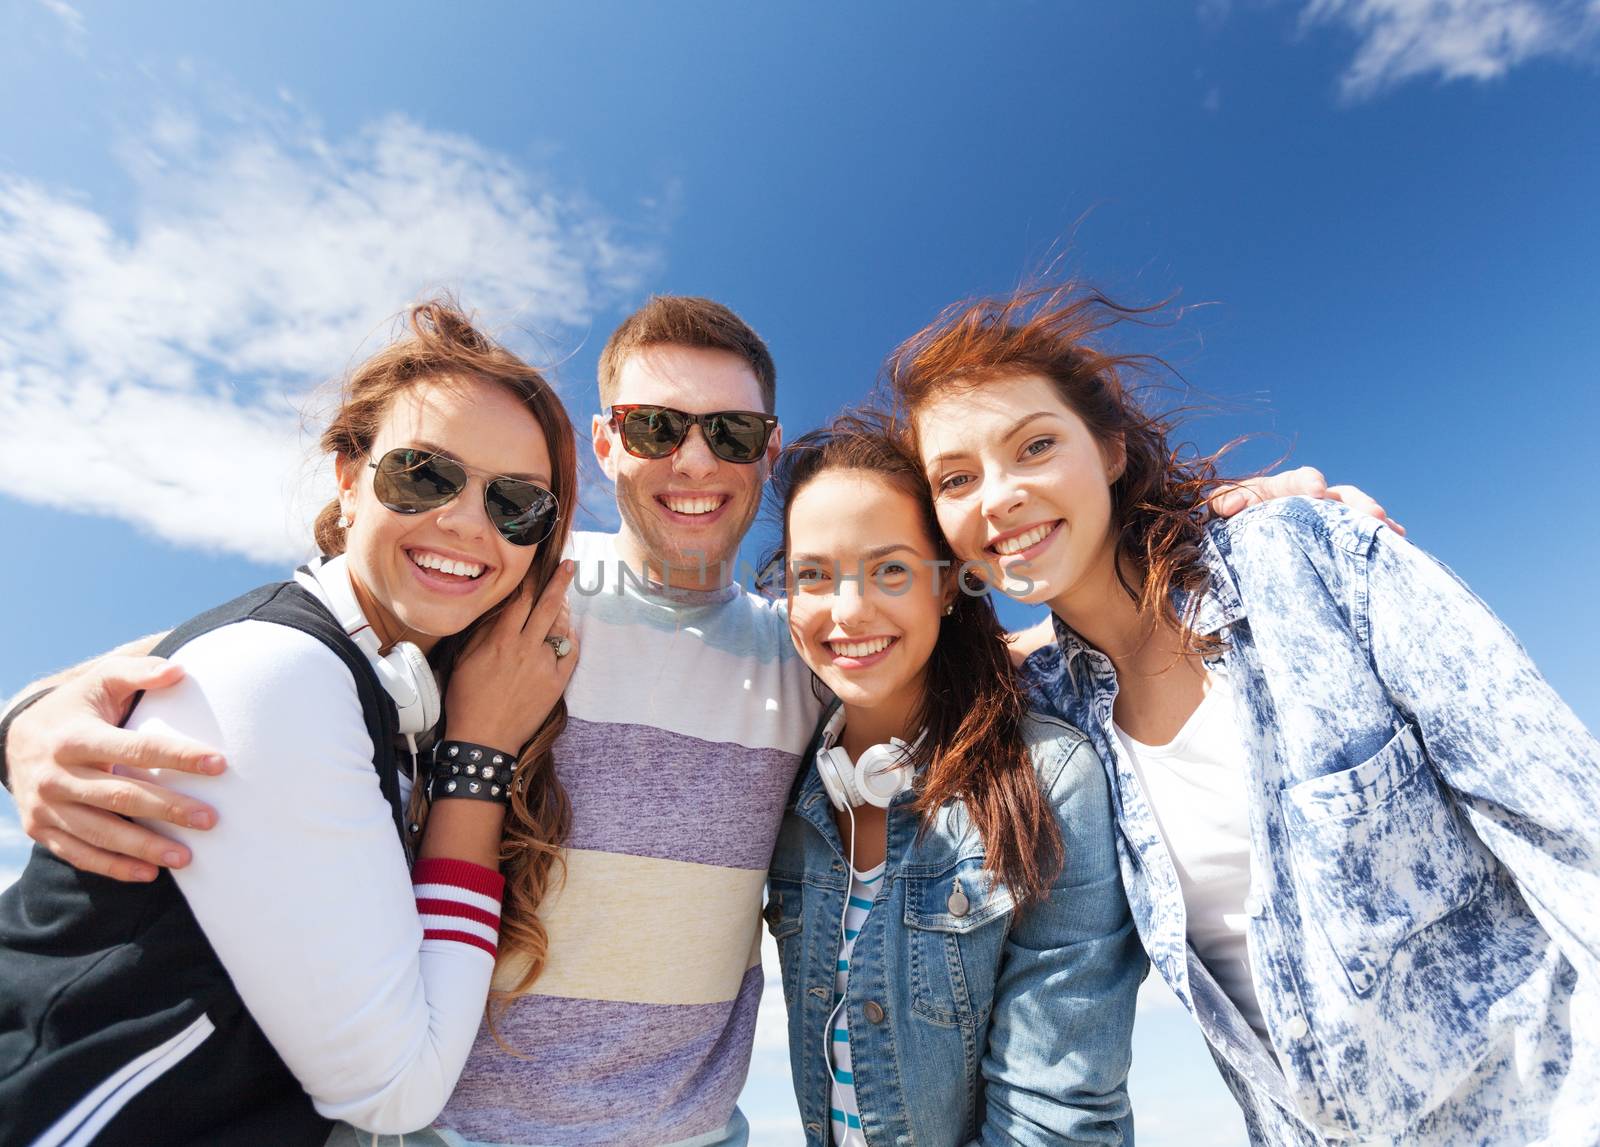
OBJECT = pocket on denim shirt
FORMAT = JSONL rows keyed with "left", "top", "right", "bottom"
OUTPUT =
{"left": 1279, "top": 725, "right": 1494, "bottom": 996}
{"left": 903, "top": 855, "right": 1015, "bottom": 1027}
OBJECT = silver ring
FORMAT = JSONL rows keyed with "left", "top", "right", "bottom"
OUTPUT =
{"left": 544, "top": 634, "right": 573, "bottom": 659}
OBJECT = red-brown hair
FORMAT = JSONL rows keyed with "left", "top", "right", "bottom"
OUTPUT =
{"left": 888, "top": 283, "right": 1227, "bottom": 654}
{"left": 767, "top": 413, "right": 1062, "bottom": 907}
{"left": 314, "top": 298, "right": 577, "bottom": 1008}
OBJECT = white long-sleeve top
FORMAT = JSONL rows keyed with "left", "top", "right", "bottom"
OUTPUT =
{"left": 130, "top": 616, "right": 503, "bottom": 1135}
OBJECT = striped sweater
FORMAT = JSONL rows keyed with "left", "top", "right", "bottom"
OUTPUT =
{"left": 432, "top": 531, "right": 821, "bottom": 1147}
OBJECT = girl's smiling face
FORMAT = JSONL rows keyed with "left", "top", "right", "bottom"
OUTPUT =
{"left": 336, "top": 376, "right": 552, "bottom": 652}
{"left": 914, "top": 373, "right": 1124, "bottom": 612}
{"left": 785, "top": 469, "right": 951, "bottom": 725}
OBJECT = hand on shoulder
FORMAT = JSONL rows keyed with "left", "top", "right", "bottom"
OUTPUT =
{"left": 1211, "top": 466, "right": 1406, "bottom": 536}
{"left": 5, "top": 655, "right": 225, "bottom": 882}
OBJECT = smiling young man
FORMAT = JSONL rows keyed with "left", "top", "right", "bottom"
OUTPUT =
{"left": 597, "top": 312, "right": 779, "bottom": 591}
{"left": 405, "top": 298, "right": 821, "bottom": 1146}
{"left": 0, "top": 294, "right": 1397, "bottom": 1146}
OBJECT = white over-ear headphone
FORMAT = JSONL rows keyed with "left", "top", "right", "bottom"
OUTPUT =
{"left": 814, "top": 706, "right": 919, "bottom": 811}
{"left": 299, "top": 555, "right": 442, "bottom": 737}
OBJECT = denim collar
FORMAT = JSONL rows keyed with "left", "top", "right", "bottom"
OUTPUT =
{"left": 1187, "top": 526, "right": 1248, "bottom": 638}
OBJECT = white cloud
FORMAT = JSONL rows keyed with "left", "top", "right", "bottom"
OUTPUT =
{"left": 36, "top": 0, "right": 85, "bottom": 38}
{"left": 1300, "top": 0, "right": 1600, "bottom": 97}
{"left": 0, "top": 111, "right": 656, "bottom": 562}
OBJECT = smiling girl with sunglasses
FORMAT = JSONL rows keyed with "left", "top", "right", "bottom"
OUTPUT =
{"left": 889, "top": 283, "right": 1600, "bottom": 1146}
{"left": 366, "top": 447, "right": 562, "bottom": 548}
{"left": 0, "top": 301, "right": 580, "bottom": 1146}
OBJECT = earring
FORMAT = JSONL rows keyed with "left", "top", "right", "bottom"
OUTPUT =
{"left": 943, "top": 602, "right": 955, "bottom": 616}
{"left": 337, "top": 513, "right": 353, "bottom": 530}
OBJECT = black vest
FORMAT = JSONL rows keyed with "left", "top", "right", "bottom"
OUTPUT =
{"left": 0, "top": 582, "right": 408, "bottom": 1147}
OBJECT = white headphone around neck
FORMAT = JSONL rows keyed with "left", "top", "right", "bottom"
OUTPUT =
{"left": 814, "top": 706, "right": 919, "bottom": 811}
{"left": 300, "top": 555, "right": 442, "bottom": 737}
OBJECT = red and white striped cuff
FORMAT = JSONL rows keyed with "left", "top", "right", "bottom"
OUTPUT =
{"left": 413, "top": 857, "right": 505, "bottom": 960}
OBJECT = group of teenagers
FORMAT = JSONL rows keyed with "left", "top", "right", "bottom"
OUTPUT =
{"left": 0, "top": 286, "right": 1595, "bottom": 1147}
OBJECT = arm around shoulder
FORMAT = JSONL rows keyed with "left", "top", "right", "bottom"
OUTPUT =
{"left": 2, "top": 643, "right": 223, "bottom": 883}
{"left": 974, "top": 723, "right": 1143, "bottom": 1146}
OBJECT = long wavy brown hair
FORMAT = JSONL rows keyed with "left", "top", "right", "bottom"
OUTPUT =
{"left": 887, "top": 282, "right": 1229, "bottom": 656}
{"left": 312, "top": 298, "right": 576, "bottom": 1009}
{"left": 767, "top": 413, "right": 1062, "bottom": 908}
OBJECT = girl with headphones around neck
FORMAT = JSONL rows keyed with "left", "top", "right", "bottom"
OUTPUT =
{"left": 0, "top": 301, "right": 580, "bottom": 1146}
{"left": 764, "top": 414, "right": 1143, "bottom": 1147}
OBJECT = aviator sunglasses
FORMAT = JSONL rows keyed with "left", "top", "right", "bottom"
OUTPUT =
{"left": 368, "top": 447, "right": 561, "bottom": 547}
{"left": 607, "top": 404, "right": 778, "bottom": 464}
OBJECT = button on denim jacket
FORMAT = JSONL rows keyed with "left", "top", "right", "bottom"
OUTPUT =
{"left": 767, "top": 707, "right": 1144, "bottom": 1147}
{"left": 1023, "top": 497, "right": 1600, "bottom": 1146}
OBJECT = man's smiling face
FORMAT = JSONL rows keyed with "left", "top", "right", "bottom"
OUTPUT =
{"left": 593, "top": 344, "right": 780, "bottom": 589}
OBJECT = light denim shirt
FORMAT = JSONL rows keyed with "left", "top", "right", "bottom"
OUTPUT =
{"left": 767, "top": 708, "right": 1144, "bottom": 1147}
{"left": 1022, "top": 497, "right": 1600, "bottom": 1146}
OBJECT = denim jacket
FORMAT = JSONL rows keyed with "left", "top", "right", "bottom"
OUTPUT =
{"left": 1023, "top": 497, "right": 1600, "bottom": 1146}
{"left": 766, "top": 707, "right": 1144, "bottom": 1147}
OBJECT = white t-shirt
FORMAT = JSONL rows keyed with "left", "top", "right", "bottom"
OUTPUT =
{"left": 1114, "top": 670, "right": 1268, "bottom": 1038}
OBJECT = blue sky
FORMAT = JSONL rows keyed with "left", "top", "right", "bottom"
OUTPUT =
{"left": 2, "top": 3, "right": 1597, "bottom": 1143}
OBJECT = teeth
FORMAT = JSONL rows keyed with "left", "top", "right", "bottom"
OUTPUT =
{"left": 829, "top": 636, "right": 894, "bottom": 659}
{"left": 663, "top": 495, "right": 723, "bottom": 516}
{"left": 993, "top": 523, "right": 1052, "bottom": 556}
{"left": 411, "top": 550, "right": 485, "bottom": 579}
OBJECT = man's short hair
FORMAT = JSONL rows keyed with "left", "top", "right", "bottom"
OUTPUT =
{"left": 598, "top": 296, "right": 777, "bottom": 414}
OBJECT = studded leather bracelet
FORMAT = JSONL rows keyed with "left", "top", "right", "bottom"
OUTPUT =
{"left": 426, "top": 740, "right": 516, "bottom": 806}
